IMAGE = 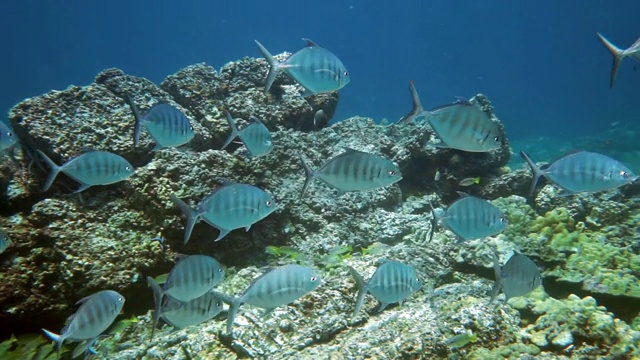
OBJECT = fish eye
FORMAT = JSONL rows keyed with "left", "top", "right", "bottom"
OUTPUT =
{"left": 216, "top": 301, "right": 222, "bottom": 307}
{"left": 388, "top": 170, "right": 396, "bottom": 176}
{"left": 125, "top": 166, "right": 132, "bottom": 171}
{"left": 118, "top": 296, "right": 124, "bottom": 302}
{"left": 189, "top": 126, "right": 194, "bottom": 131}
{"left": 620, "top": 171, "right": 629, "bottom": 178}
{"left": 218, "top": 268, "right": 223, "bottom": 273}
{"left": 344, "top": 71, "right": 349, "bottom": 77}
{"left": 266, "top": 200, "right": 272, "bottom": 207}
{"left": 310, "top": 276, "right": 317, "bottom": 282}
{"left": 7, "top": 131, "right": 13, "bottom": 137}
{"left": 499, "top": 216, "right": 506, "bottom": 223}
{"left": 494, "top": 136, "right": 500, "bottom": 142}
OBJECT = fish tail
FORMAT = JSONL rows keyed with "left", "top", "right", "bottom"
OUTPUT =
{"left": 221, "top": 111, "right": 239, "bottom": 150}
{"left": 489, "top": 251, "right": 502, "bottom": 304}
{"left": 210, "top": 290, "right": 241, "bottom": 336}
{"left": 427, "top": 201, "right": 437, "bottom": 242}
{"left": 42, "top": 328, "right": 63, "bottom": 359}
{"left": 398, "top": 81, "right": 425, "bottom": 124}
{"left": 596, "top": 33, "right": 625, "bottom": 88}
{"left": 347, "top": 266, "right": 367, "bottom": 318}
{"left": 255, "top": 40, "right": 279, "bottom": 93}
{"left": 169, "top": 195, "right": 199, "bottom": 245}
{"left": 123, "top": 92, "right": 144, "bottom": 145}
{"left": 36, "top": 150, "right": 62, "bottom": 192}
{"left": 146, "top": 276, "right": 164, "bottom": 340}
{"left": 299, "top": 156, "right": 317, "bottom": 200}
{"left": 519, "top": 151, "right": 543, "bottom": 195}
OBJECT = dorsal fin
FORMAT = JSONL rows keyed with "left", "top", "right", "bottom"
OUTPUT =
{"left": 302, "top": 38, "right": 319, "bottom": 47}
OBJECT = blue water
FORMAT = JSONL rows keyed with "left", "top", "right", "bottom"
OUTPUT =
{"left": 1, "top": 1, "right": 639, "bottom": 140}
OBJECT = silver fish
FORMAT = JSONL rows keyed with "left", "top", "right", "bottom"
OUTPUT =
{"left": 125, "top": 93, "right": 194, "bottom": 149}
{"left": 432, "top": 192, "right": 507, "bottom": 242}
{"left": 596, "top": 32, "right": 640, "bottom": 88}
{"left": 313, "top": 109, "right": 329, "bottom": 129}
{"left": 37, "top": 150, "right": 135, "bottom": 193}
{"left": 490, "top": 252, "right": 542, "bottom": 303}
{"left": 521, "top": 150, "right": 637, "bottom": 195}
{"left": 42, "top": 290, "right": 125, "bottom": 358}
{"left": 0, "top": 230, "right": 10, "bottom": 255}
{"left": 348, "top": 261, "right": 421, "bottom": 318}
{"left": 170, "top": 179, "right": 277, "bottom": 244}
{"left": 299, "top": 148, "right": 402, "bottom": 199}
{"left": 221, "top": 112, "right": 272, "bottom": 158}
{"left": 160, "top": 292, "right": 223, "bottom": 330}
{"left": 0, "top": 121, "right": 17, "bottom": 151}
{"left": 147, "top": 255, "right": 224, "bottom": 338}
{"left": 255, "top": 38, "right": 350, "bottom": 97}
{"left": 213, "top": 264, "right": 321, "bottom": 336}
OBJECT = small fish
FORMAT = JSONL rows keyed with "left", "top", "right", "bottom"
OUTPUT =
{"left": 520, "top": 150, "right": 637, "bottom": 195}
{"left": 159, "top": 292, "right": 224, "bottom": 330}
{"left": 434, "top": 169, "right": 441, "bottom": 181}
{"left": 221, "top": 112, "right": 272, "bottom": 158}
{"left": 0, "top": 121, "right": 17, "bottom": 151}
{"left": 402, "top": 82, "right": 502, "bottom": 152}
{"left": 446, "top": 332, "right": 479, "bottom": 350}
{"left": 459, "top": 177, "right": 480, "bottom": 187}
{"left": 431, "top": 192, "right": 507, "bottom": 242}
{"left": 0, "top": 230, "right": 10, "bottom": 255}
{"left": 255, "top": 38, "right": 350, "bottom": 97}
{"left": 490, "top": 252, "right": 542, "bottom": 303}
{"left": 151, "top": 236, "right": 166, "bottom": 252}
{"left": 36, "top": 150, "right": 135, "bottom": 193}
{"left": 125, "top": 93, "right": 194, "bottom": 149}
{"left": 170, "top": 178, "right": 277, "bottom": 244}
{"left": 596, "top": 32, "right": 640, "bottom": 88}
{"left": 348, "top": 261, "right": 421, "bottom": 318}
{"left": 42, "top": 290, "right": 125, "bottom": 358}
{"left": 299, "top": 148, "right": 402, "bottom": 199}
{"left": 313, "top": 109, "right": 329, "bottom": 129}
{"left": 212, "top": 264, "right": 321, "bottom": 336}
{"left": 147, "top": 255, "right": 224, "bottom": 339}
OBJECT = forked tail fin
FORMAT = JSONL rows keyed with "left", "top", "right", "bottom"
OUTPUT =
{"left": 596, "top": 32, "right": 625, "bottom": 88}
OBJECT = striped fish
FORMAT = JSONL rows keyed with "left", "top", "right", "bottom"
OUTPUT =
{"left": 147, "top": 255, "right": 224, "bottom": 339}
{"left": 348, "top": 261, "right": 421, "bottom": 318}
{"left": 596, "top": 32, "right": 640, "bottom": 88}
{"left": 0, "top": 121, "right": 16, "bottom": 151}
{"left": 299, "top": 148, "right": 402, "bottom": 199}
{"left": 171, "top": 179, "right": 277, "bottom": 244}
{"left": 255, "top": 38, "right": 350, "bottom": 97}
{"left": 521, "top": 150, "right": 637, "bottom": 195}
{"left": 124, "top": 93, "right": 194, "bottom": 149}
{"left": 213, "top": 264, "right": 322, "bottom": 336}
{"left": 490, "top": 252, "right": 542, "bottom": 303}
{"left": 399, "top": 81, "right": 501, "bottom": 152}
{"left": 432, "top": 192, "right": 507, "bottom": 242}
{"left": 0, "top": 229, "right": 10, "bottom": 255}
{"left": 41, "top": 290, "right": 125, "bottom": 358}
{"left": 221, "top": 112, "right": 272, "bottom": 158}
{"left": 160, "top": 292, "right": 223, "bottom": 329}
{"left": 36, "top": 150, "right": 135, "bottom": 193}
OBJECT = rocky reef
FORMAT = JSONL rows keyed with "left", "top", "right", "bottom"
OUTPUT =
{"left": 1, "top": 51, "right": 639, "bottom": 359}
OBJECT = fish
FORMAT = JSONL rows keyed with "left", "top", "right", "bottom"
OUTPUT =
{"left": 434, "top": 169, "right": 441, "bottom": 181}
{"left": 212, "top": 264, "right": 321, "bottom": 336}
{"left": 255, "top": 38, "right": 350, "bottom": 97}
{"left": 313, "top": 109, "right": 329, "bottom": 129}
{"left": 459, "top": 177, "right": 480, "bottom": 187}
{"left": 0, "top": 121, "right": 17, "bottom": 151}
{"left": 432, "top": 192, "right": 507, "bottom": 242}
{"left": 124, "top": 93, "right": 194, "bottom": 149}
{"left": 299, "top": 148, "right": 402, "bottom": 199}
{"left": 401, "top": 81, "right": 502, "bottom": 152}
{"left": 42, "top": 290, "right": 125, "bottom": 359}
{"left": 596, "top": 32, "right": 640, "bottom": 88}
{"left": 520, "top": 150, "right": 638, "bottom": 195}
{"left": 221, "top": 112, "right": 272, "bottom": 158}
{"left": 446, "top": 332, "right": 479, "bottom": 350}
{"left": 490, "top": 252, "right": 542, "bottom": 303}
{"left": 159, "top": 292, "right": 224, "bottom": 330}
{"left": 347, "top": 260, "right": 421, "bottom": 318}
{"left": 146, "top": 255, "right": 224, "bottom": 339}
{"left": 36, "top": 150, "right": 135, "bottom": 193}
{"left": 0, "top": 230, "right": 10, "bottom": 255}
{"left": 170, "top": 178, "right": 278, "bottom": 244}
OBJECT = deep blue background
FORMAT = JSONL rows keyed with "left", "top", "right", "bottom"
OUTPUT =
{"left": 1, "top": 1, "right": 638, "bottom": 140}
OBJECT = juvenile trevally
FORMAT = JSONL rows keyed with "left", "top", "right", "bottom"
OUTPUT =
{"left": 431, "top": 192, "right": 507, "bottom": 242}
{"left": 0, "top": 229, "right": 10, "bottom": 255}
{"left": 146, "top": 255, "right": 224, "bottom": 339}
{"left": 158, "top": 292, "right": 223, "bottom": 330}
{"left": 255, "top": 38, "right": 350, "bottom": 97}
{"left": 521, "top": 150, "right": 637, "bottom": 195}
{"left": 596, "top": 32, "right": 640, "bottom": 88}
{"left": 221, "top": 112, "right": 272, "bottom": 158}
{"left": 124, "top": 93, "right": 194, "bottom": 149}
{"left": 299, "top": 148, "right": 402, "bottom": 199}
{"left": 490, "top": 252, "right": 542, "bottom": 303}
{"left": 171, "top": 179, "right": 277, "bottom": 244}
{"left": 212, "top": 264, "right": 322, "bottom": 336}
{"left": 0, "top": 121, "right": 17, "bottom": 151}
{"left": 347, "top": 261, "right": 421, "bottom": 318}
{"left": 36, "top": 150, "right": 135, "bottom": 193}
{"left": 400, "top": 81, "right": 502, "bottom": 152}
{"left": 42, "top": 290, "right": 125, "bottom": 359}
